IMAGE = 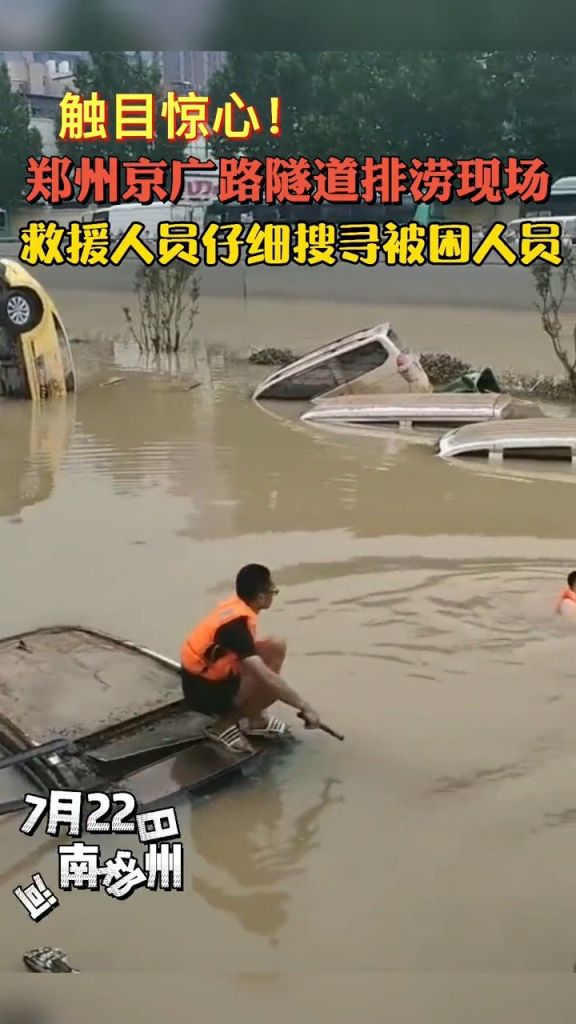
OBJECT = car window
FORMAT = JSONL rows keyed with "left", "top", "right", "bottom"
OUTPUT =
{"left": 332, "top": 340, "right": 389, "bottom": 382}
{"left": 269, "top": 361, "right": 340, "bottom": 399}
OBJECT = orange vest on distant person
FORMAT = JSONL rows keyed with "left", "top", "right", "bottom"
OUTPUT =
{"left": 555, "top": 588, "right": 576, "bottom": 613}
{"left": 180, "top": 595, "right": 258, "bottom": 682}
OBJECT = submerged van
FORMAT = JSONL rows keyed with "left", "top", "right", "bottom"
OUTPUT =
{"left": 437, "top": 419, "right": 576, "bottom": 463}
{"left": 252, "top": 323, "right": 431, "bottom": 402}
{"left": 0, "top": 259, "right": 76, "bottom": 401}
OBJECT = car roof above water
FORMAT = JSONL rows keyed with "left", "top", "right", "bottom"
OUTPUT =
{"left": 0, "top": 627, "right": 182, "bottom": 747}
{"left": 438, "top": 418, "right": 576, "bottom": 457}
{"left": 302, "top": 392, "right": 543, "bottom": 423}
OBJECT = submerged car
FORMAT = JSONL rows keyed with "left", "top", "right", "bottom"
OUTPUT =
{"left": 301, "top": 393, "right": 544, "bottom": 431}
{"left": 437, "top": 419, "right": 576, "bottom": 462}
{"left": 0, "top": 626, "right": 267, "bottom": 815}
{"left": 252, "top": 323, "right": 432, "bottom": 402}
{"left": 0, "top": 259, "right": 76, "bottom": 400}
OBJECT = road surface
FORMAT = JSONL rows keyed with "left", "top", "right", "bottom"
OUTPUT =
{"left": 0, "top": 240, "right": 565, "bottom": 312}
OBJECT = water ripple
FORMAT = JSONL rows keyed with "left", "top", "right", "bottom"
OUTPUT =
{"left": 291, "top": 559, "right": 569, "bottom": 684}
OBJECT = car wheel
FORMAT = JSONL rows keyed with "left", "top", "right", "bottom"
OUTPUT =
{"left": 0, "top": 289, "right": 43, "bottom": 331}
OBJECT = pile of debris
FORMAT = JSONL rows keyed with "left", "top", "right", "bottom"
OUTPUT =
{"left": 418, "top": 352, "right": 576, "bottom": 403}
{"left": 499, "top": 369, "right": 576, "bottom": 403}
{"left": 248, "top": 347, "right": 294, "bottom": 366}
{"left": 418, "top": 352, "right": 472, "bottom": 386}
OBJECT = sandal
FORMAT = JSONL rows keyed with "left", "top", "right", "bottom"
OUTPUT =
{"left": 203, "top": 723, "right": 253, "bottom": 754}
{"left": 240, "top": 715, "right": 292, "bottom": 739}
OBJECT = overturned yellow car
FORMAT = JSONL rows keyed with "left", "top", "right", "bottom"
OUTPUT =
{"left": 0, "top": 259, "right": 76, "bottom": 400}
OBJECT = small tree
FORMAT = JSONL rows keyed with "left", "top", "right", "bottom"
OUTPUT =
{"left": 0, "top": 62, "right": 42, "bottom": 212}
{"left": 532, "top": 253, "right": 576, "bottom": 397}
{"left": 123, "top": 265, "right": 200, "bottom": 355}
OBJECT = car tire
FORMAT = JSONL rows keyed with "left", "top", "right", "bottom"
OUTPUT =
{"left": 0, "top": 288, "right": 43, "bottom": 331}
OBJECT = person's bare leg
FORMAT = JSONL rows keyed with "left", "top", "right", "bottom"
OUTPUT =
{"left": 233, "top": 639, "right": 293, "bottom": 737}
{"left": 234, "top": 669, "right": 277, "bottom": 720}
{"left": 205, "top": 640, "right": 288, "bottom": 750}
{"left": 255, "top": 637, "right": 286, "bottom": 674}
{"left": 241, "top": 638, "right": 287, "bottom": 729}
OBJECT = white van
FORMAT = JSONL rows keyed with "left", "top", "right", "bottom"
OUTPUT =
{"left": 88, "top": 202, "right": 207, "bottom": 242}
{"left": 504, "top": 215, "right": 576, "bottom": 255}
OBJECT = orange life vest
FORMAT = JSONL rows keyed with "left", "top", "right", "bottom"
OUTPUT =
{"left": 555, "top": 588, "right": 576, "bottom": 613}
{"left": 180, "top": 595, "right": 258, "bottom": 682}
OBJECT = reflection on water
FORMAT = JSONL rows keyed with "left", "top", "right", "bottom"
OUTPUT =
{"left": 2, "top": 345, "right": 576, "bottom": 971}
{"left": 190, "top": 774, "right": 343, "bottom": 943}
{"left": 3, "top": 348, "right": 576, "bottom": 541}
{"left": 0, "top": 396, "right": 76, "bottom": 519}
{"left": 442, "top": 448, "right": 576, "bottom": 489}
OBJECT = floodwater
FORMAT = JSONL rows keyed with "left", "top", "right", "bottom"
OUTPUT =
{"left": 3, "top": 334, "right": 576, "bottom": 976}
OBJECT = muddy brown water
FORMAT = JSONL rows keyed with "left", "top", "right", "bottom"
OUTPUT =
{"left": 3, "top": 333, "right": 576, "bottom": 975}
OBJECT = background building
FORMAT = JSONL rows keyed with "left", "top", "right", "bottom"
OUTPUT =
{"left": 161, "top": 51, "right": 227, "bottom": 94}
{"left": 1, "top": 50, "right": 79, "bottom": 96}
{"left": 0, "top": 51, "right": 85, "bottom": 158}
{"left": 1, "top": 51, "right": 227, "bottom": 160}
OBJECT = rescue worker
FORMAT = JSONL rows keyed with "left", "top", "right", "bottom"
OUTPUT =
{"left": 555, "top": 570, "right": 576, "bottom": 614}
{"left": 180, "top": 564, "right": 322, "bottom": 754}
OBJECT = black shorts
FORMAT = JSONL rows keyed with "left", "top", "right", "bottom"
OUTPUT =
{"left": 180, "top": 666, "right": 241, "bottom": 716}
